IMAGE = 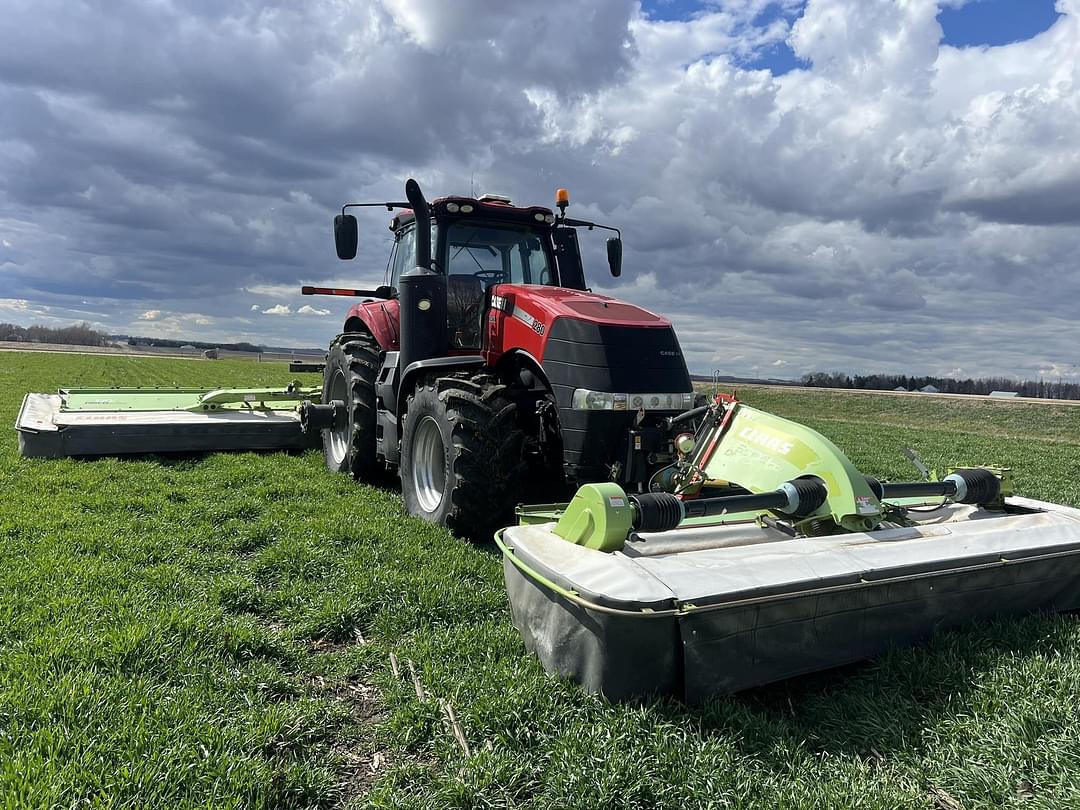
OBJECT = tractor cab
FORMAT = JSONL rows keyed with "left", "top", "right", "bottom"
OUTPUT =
{"left": 319, "top": 187, "right": 622, "bottom": 361}
{"left": 384, "top": 197, "right": 573, "bottom": 349}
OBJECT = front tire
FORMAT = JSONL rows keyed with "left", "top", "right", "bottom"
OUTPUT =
{"left": 321, "top": 333, "right": 382, "bottom": 481}
{"left": 400, "top": 374, "right": 525, "bottom": 541}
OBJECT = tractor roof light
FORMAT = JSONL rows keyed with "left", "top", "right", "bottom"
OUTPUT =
{"left": 459, "top": 204, "right": 474, "bottom": 213}
{"left": 445, "top": 202, "right": 460, "bottom": 213}
{"left": 556, "top": 187, "right": 569, "bottom": 215}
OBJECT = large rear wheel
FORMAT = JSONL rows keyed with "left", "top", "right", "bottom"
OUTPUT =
{"left": 400, "top": 374, "right": 525, "bottom": 541}
{"left": 321, "top": 333, "right": 383, "bottom": 481}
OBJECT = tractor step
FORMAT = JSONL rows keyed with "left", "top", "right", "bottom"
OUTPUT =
{"left": 498, "top": 498, "right": 1080, "bottom": 701}
{"left": 16, "top": 387, "right": 318, "bottom": 458}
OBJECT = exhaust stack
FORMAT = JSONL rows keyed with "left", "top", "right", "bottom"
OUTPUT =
{"left": 398, "top": 179, "right": 447, "bottom": 371}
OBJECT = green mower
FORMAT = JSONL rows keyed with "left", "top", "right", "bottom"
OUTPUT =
{"left": 497, "top": 392, "right": 1080, "bottom": 701}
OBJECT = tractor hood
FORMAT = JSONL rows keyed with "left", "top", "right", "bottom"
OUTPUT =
{"left": 487, "top": 283, "right": 692, "bottom": 482}
{"left": 494, "top": 284, "right": 671, "bottom": 329}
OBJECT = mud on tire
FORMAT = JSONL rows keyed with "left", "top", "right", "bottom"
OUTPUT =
{"left": 321, "top": 332, "right": 383, "bottom": 481}
{"left": 400, "top": 373, "right": 526, "bottom": 541}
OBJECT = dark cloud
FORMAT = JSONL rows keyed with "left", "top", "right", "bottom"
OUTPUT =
{"left": 1, "top": 0, "right": 1079, "bottom": 379}
{"left": 946, "top": 176, "right": 1080, "bottom": 226}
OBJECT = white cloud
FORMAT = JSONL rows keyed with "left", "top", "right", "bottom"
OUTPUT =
{"left": 0, "top": 298, "right": 30, "bottom": 311}
{"left": 1038, "top": 362, "right": 1080, "bottom": 381}
{"left": 263, "top": 304, "right": 291, "bottom": 316}
{"left": 137, "top": 310, "right": 161, "bottom": 320}
{"left": 245, "top": 284, "right": 298, "bottom": 298}
{"left": 297, "top": 304, "right": 331, "bottom": 316}
{"left": 250, "top": 304, "right": 261, "bottom": 311}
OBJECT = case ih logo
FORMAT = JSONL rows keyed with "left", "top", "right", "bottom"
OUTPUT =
{"left": 737, "top": 426, "right": 794, "bottom": 456}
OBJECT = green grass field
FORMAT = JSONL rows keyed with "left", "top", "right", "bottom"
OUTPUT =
{"left": 4, "top": 350, "right": 1080, "bottom": 809}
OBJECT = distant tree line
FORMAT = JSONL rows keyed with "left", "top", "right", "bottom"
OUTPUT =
{"left": 120, "top": 336, "right": 322, "bottom": 355}
{"left": 0, "top": 322, "right": 110, "bottom": 346}
{"left": 800, "top": 372, "right": 1080, "bottom": 400}
{"left": 125, "top": 335, "right": 262, "bottom": 353}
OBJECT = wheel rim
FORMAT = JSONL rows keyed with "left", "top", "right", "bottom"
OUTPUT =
{"left": 326, "top": 368, "right": 349, "bottom": 465}
{"left": 411, "top": 416, "right": 446, "bottom": 513}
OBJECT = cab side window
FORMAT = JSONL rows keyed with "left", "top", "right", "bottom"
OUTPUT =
{"left": 388, "top": 226, "right": 416, "bottom": 291}
{"left": 509, "top": 237, "right": 551, "bottom": 285}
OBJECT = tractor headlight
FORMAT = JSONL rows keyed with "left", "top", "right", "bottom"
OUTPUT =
{"left": 573, "top": 389, "right": 614, "bottom": 410}
{"left": 571, "top": 389, "right": 693, "bottom": 411}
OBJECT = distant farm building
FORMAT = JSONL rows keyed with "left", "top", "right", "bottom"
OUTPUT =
{"left": 989, "top": 390, "right": 1019, "bottom": 398}
{"left": 893, "top": 386, "right": 908, "bottom": 392}
{"left": 919, "top": 385, "right": 940, "bottom": 394}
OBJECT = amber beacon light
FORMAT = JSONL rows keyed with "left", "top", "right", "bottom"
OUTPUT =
{"left": 555, "top": 187, "right": 569, "bottom": 214}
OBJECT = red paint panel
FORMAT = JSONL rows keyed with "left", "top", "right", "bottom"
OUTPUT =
{"left": 495, "top": 284, "right": 671, "bottom": 328}
{"left": 346, "top": 300, "right": 400, "bottom": 350}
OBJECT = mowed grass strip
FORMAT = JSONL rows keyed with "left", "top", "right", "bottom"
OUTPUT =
{"left": 2, "top": 351, "right": 1080, "bottom": 808}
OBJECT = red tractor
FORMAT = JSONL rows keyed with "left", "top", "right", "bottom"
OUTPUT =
{"left": 300, "top": 179, "right": 696, "bottom": 539}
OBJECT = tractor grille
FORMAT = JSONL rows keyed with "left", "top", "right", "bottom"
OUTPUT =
{"left": 541, "top": 318, "right": 692, "bottom": 477}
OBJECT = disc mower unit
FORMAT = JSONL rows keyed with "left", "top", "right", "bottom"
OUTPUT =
{"left": 497, "top": 394, "right": 1080, "bottom": 702}
{"left": 16, "top": 385, "right": 318, "bottom": 458}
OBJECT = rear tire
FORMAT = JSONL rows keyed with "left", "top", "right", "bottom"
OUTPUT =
{"left": 400, "top": 374, "right": 525, "bottom": 541}
{"left": 321, "top": 333, "right": 382, "bottom": 481}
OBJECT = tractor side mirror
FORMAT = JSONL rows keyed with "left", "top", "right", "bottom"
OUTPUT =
{"left": 607, "top": 236, "right": 622, "bottom": 278}
{"left": 334, "top": 214, "right": 358, "bottom": 260}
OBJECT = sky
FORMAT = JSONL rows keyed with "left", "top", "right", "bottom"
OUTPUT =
{"left": 1, "top": 0, "right": 1078, "bottom": 381}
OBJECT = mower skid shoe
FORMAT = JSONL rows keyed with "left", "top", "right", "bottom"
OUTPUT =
{"left": 16, "top": 392, "right": 312, "bottom": 458}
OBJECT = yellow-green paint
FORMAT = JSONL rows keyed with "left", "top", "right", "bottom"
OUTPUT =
{"left": 58, "top": 385, "right": 319, "bottom": 413}
{"left": 695, "top": 404, "right": 882, "bottom": 532}
{"left": 552, "top": 482, "right": 634, "bottom": 551}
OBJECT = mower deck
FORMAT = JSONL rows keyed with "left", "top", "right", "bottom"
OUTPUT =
{"left": 498, "top": 498, "right": 1080, "bottom": 702}
{"left": 16, "top": 389, "right": 315, "bottom": 458}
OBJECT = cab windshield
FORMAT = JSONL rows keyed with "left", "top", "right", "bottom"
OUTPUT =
{"left": 442, "top": 221, "right": 554, "bottom": 287}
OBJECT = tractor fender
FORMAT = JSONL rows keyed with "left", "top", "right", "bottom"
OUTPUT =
{"left": 495, "top": 349, "right": 554, "bottom": 395}
{"left": 344, "top": 299, "right": 400, "bottom": 350}
{"left": 396, "top": 356, "right": 485, "bottom": 419}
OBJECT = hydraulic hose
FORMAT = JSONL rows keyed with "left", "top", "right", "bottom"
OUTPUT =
{"left": 665, "top": 404, "right": 710, "bottom": 429}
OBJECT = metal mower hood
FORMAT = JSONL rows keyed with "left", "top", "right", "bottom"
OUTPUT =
{"left": 16, "top": 387, "right": 317, "bottom": 458}
{"left": 497, "top": 394, "right": 1080, "bottom": 702}
{"left": 499, "top": 499, "right": 1080, "bottom": 702}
